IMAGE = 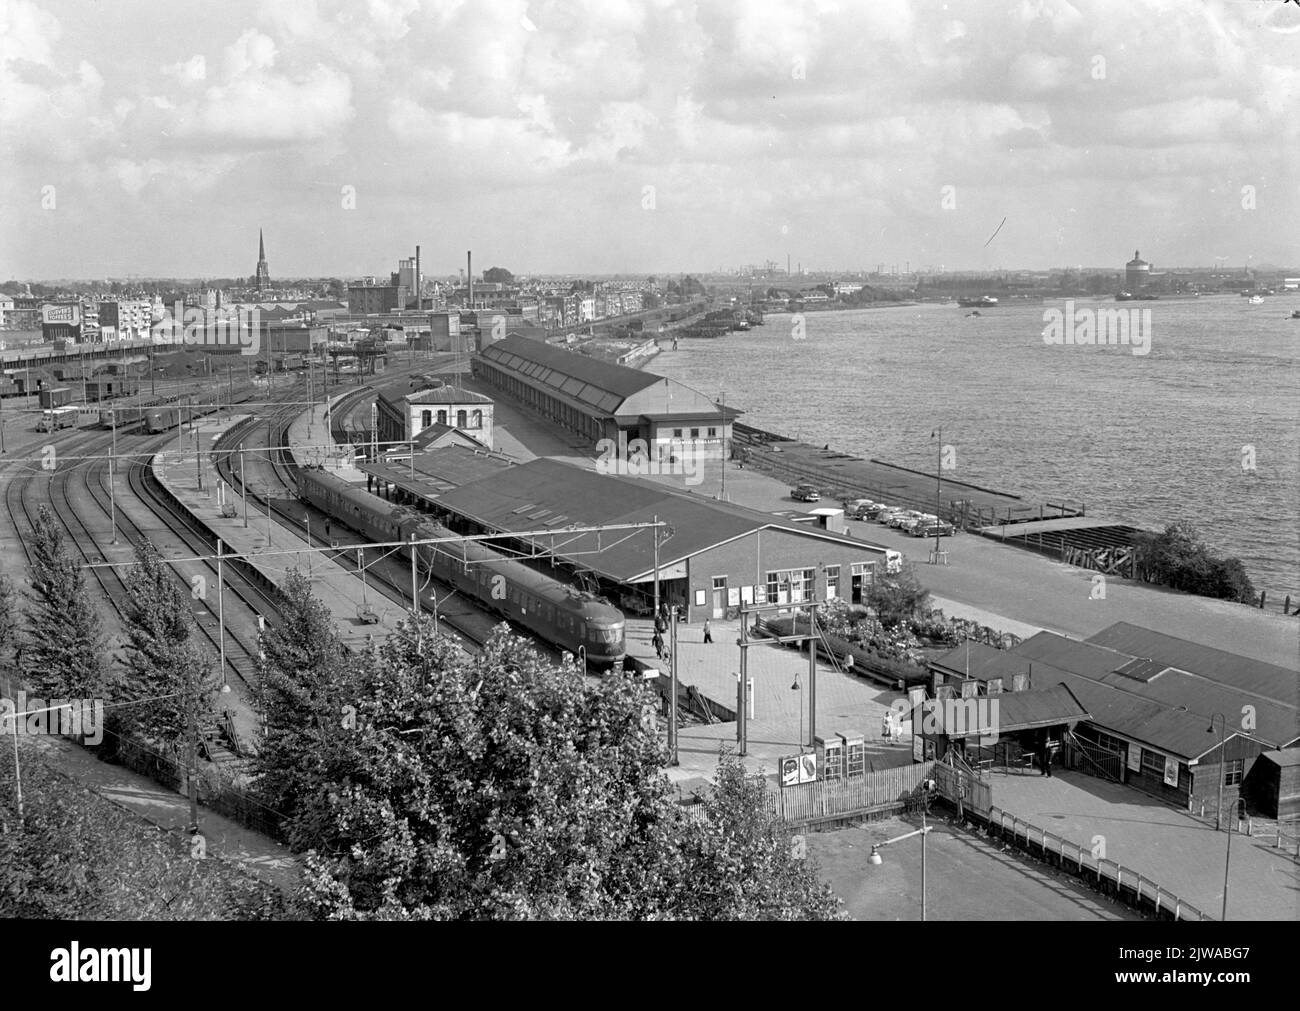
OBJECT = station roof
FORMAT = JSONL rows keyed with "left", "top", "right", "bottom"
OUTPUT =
{"left": 432, "top": 457, "right": 889, "bottom": 583}
{"left": 358, "top": 444, "right": 515, "bottom": 498}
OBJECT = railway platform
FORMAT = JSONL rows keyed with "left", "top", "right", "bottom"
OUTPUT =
{"left": 626, "top": 616, "right": 917, "bottom": 788}
{"left": 152, "top": 414, "right": 411, "bottom": 653}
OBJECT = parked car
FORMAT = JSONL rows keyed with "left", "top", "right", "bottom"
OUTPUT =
{"left": 843, "top": 498, "right": 885, "bottom": 519}
{"left": 914, "top": 521, "right": 955, "bottom": 538}
{"left": 877, "top": 507, "right": 904, "bottom": 525}
{"left": 889, "top": 510, "right": 923, "bottom": 529}
{"left": 791, "top": 484, "right": 821, "bottom": 502}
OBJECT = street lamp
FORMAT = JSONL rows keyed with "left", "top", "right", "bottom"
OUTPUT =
{"left": 868, "top": 778, "right": 936, "bottom": 920}
{"left": 1207, "top": 713, "right": 1233, "bottom": 921}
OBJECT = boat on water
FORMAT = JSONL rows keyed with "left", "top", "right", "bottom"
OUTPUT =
{"left": 957, "top": 295, "right": 998, "bottom": 307}
{"left": 1248, "top": 296, "right": 1265, "bottom": 305}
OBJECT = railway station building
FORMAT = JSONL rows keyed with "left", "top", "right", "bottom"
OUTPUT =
{"left": 927, "top": 622, "right": 1300, "bottom": 819}
{"left": 472, "top": 335, "right": 741, "bottom": 462}
{"left": 374, "top": 380, "right": 495, "bottom": 451}
{"left": 423, "top": 457, "right": 893, "bottom": 623}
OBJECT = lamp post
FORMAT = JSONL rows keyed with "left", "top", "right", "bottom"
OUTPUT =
{"left": 1207, "top": 713, "right": 1233, "bottom": 921}
{"left": 868, "top": 778, "right": 935, "bottom": 920}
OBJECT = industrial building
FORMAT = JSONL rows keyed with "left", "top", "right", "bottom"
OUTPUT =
{"left": 472, "top": 335, "right": 740, "bottom": 460}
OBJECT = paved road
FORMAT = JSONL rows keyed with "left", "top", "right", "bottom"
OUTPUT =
{"left": 625, "top": 460, "right": 1298, "bottom": 670}
{"left": 991, "top": 770, "right": 1300, "bottom": 921}
{"left": 808, "top": 815, "right": 1137, "bottom": 920}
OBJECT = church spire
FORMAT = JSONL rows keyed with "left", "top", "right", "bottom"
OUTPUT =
{"left": 254, "top": 229, "right": 270, "bottom": 293}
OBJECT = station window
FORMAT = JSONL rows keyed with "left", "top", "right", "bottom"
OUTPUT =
{"left": 826, "top": 565, "right": 840, "bottom": 600}
{"left": 690, "top": 428, "right": 700, "bottom": 438}
{"left": 707, "top": 427, "right": 717, "bottom": 437}
{"left": 1223, "top": 759, "right": 1244, "bottom": 786}
{"left": 673, "top": 428, "right": 683, "bottom": 438}
{"left": 1140, "top": 749, "right": 1165, "bottom": 777}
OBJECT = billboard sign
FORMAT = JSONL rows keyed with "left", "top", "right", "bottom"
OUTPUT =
{"left": 42, "top": 303, "right": 81, "bottom": 325}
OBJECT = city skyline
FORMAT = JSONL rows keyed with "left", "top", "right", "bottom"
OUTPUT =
{"left": 2, "top": 0, "right": 1297, "bottom": 278}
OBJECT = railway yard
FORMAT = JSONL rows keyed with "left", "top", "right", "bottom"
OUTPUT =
{"left": 0, "top": 352, "right": 585, "bottom": 788}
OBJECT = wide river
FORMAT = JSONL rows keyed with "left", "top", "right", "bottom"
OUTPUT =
{"left": 649, "top": 295, "right": 1300, "bottom": 601}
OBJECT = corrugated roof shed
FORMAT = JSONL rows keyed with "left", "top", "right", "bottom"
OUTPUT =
{"left": 1086, "top": 621, "right": 1299, "bottom": 706}
{"left": 432, "top": 457, "right": 889, "bottom": 583}
{"left": 480, "top": 334, "right": 661, "bottom": 407}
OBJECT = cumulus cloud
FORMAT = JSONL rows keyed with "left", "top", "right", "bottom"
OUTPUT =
{"left": 0, "top": 0, "right": 1295, "bottom": 276}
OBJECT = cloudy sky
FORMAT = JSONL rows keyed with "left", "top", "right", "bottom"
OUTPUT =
{"left": 2, "top": 0, "right": 1297, "bottom": 280}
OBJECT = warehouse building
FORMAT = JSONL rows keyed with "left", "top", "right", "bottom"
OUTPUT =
{"left": 426, "top": 457, "right": 893, "bottom": 622}
{"left": 472, "top": 335, "right": 740, "bottom": 461}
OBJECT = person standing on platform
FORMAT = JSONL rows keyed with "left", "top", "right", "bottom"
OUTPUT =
{"left": 652, "top": 629, "right": 665, "bottom": 660}
{"left": 703, "top": 618, "right": 713, "bottom": 643}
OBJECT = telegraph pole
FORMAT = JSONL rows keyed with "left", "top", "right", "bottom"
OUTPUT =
{"left": 109, "top": 407, "right": 118, "bottom": 544}
{"left": 652, "top": 514, "right": 660, "bottom": 620}
{"left": 669, "top": 607, "right": 679, "bottom": 765}
{"left": 240, "top": 448, "right": 248, "bottom": 528}
{"left": 217, "top": 539, "right": 227, "bottom": 690}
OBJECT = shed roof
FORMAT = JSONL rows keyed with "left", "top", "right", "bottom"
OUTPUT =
{"left": 1016, "top": 631, "right": 1298, "bottom": 748}
{"left": 1259, "top": 748, "right": 1300, "bottom": 769}
{"left": 1086, "top": 621, "right": 1298, "bottom": 706}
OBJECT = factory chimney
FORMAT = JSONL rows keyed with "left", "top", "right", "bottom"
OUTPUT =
{"left": 467, "top": 250, "right": 473, "bottom": 309}
{"left": 415, "top": 245, "right": 421, "bottom": 310}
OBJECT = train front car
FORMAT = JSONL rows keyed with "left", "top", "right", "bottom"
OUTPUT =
{"left": 577, "top": 599, "right": 626, "bottom": 670}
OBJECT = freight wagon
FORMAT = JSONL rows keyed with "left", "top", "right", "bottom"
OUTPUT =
{"left": 100, "top": 394, "right": 179, "bottom": 428}
{"left": 38, "top": 386, "right": 73, "bottom": 409}
{"left": 296, "top": 465, "right": 626, "bottom": 668}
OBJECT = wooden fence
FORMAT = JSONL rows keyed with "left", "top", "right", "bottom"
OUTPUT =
{"left": 770, "top": 761, "right": 939, "bottom": 825}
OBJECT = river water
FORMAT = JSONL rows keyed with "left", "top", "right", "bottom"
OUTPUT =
{"left": 649, "top": 296, "right": 1300, "bottom": 601}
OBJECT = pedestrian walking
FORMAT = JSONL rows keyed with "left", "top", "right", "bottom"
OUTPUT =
{"left": 703, "top": 618, "right": 713, "bottom": 643}
{"left": 652, "top": 630, "right": 665, "bottom": 660}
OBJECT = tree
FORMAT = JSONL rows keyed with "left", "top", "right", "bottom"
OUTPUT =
{"left": 291, "top": 617, "right": 843, "bottom": 920}
{"left": 23, "top": 505, "right": 108, "bottom": 700}
{"left": 674, "top": 751, "right": 844, "bottom": 920}
{"left": 0, "top": 572, "right": 18, "bottom": 660}
{"left": 0, "top": 751, "right": 290, "bottom": 920}
{"left": 866, "top": 561, "right": 931, "bottom": 632}
{"left": 253, "top": 569, "right": 355, "bottom": 829}
{"left": 1132, "top": 523, "right": 1255, "bottom": 603}
{"left": 482, "top": 267, "right": 514, "bottom": 285}
{"left": 121, "top": 539, "right": 218, "bottom": 745}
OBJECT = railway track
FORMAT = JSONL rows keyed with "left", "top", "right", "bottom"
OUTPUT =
{"left": 210, "top": 377, "right": 543, "bottom": 659}
{"left": 2, "top": 390, "right": 278, "bottom": 753}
